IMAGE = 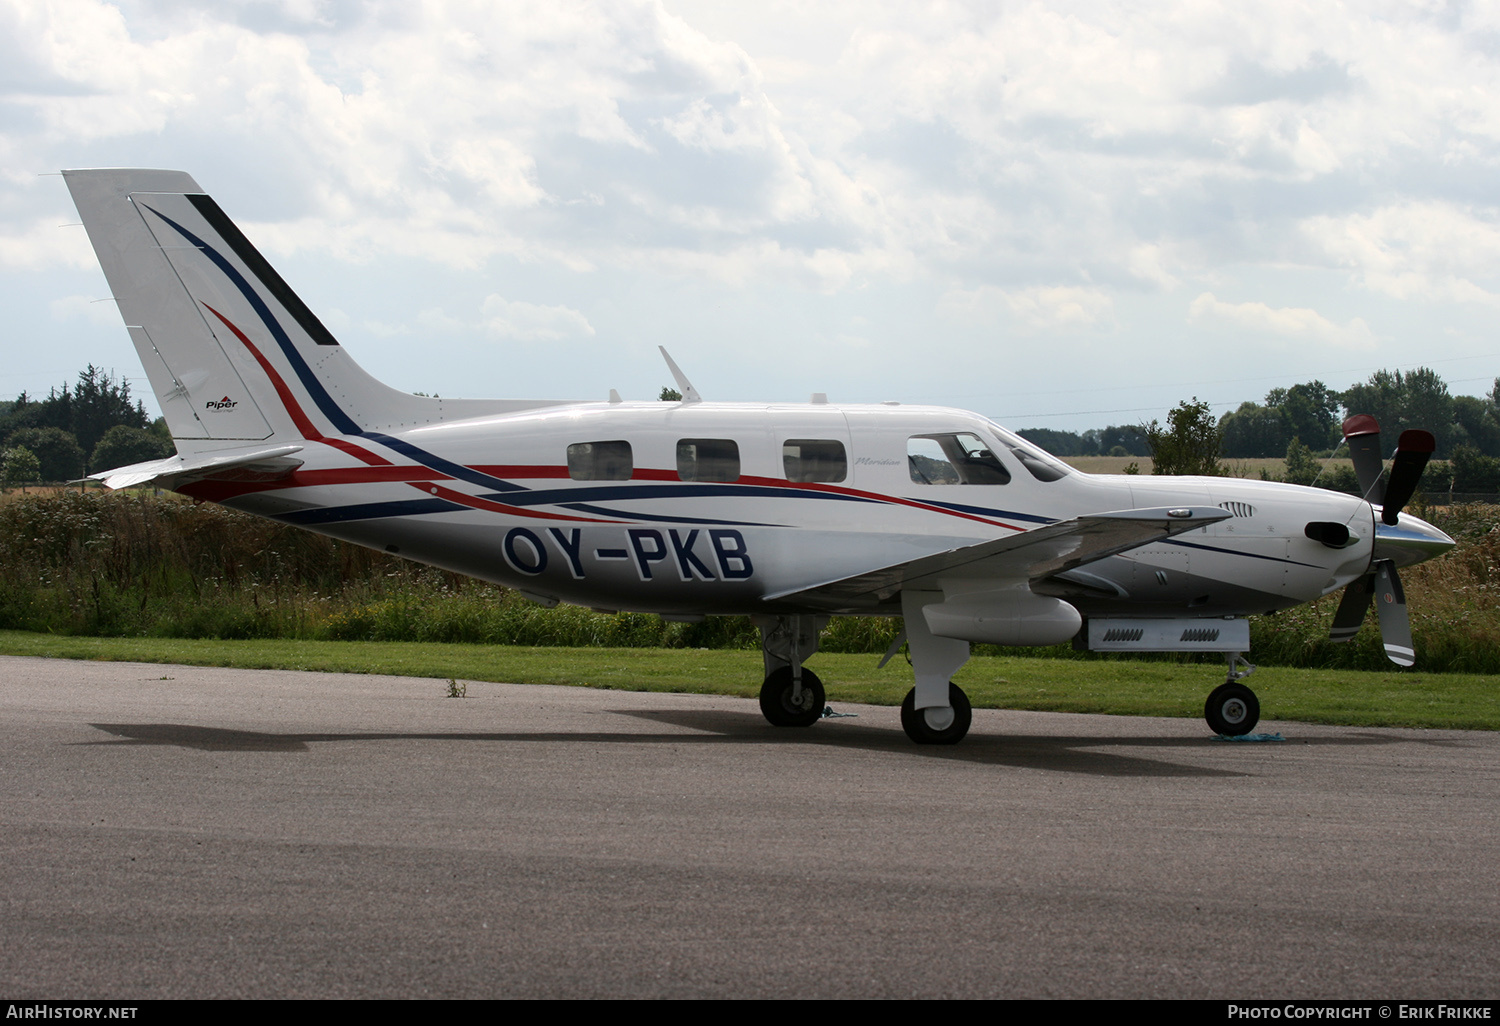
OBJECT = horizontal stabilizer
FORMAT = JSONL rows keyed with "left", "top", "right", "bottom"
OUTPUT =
{"left": 764, "top": 505, "right": 1231, "bottom": 609}
{"left": 88, "top": 444, "right": 304, "bottom": 491}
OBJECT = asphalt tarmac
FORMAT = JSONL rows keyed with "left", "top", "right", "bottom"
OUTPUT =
{"left": 0, "top": 654, "right": 1495, "bottom": 999}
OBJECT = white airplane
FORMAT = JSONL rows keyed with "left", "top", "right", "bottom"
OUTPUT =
{"left": 62, "top": 168, "right": 1456, "bottom": 744}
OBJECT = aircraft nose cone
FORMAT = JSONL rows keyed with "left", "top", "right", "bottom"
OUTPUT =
{"left": 1373, "top": 512, "right": 1456, "bottom": 569}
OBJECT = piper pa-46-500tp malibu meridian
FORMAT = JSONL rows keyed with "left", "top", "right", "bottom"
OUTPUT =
{"left": 62, "top": 168, "right": 1456, "bottom": 744}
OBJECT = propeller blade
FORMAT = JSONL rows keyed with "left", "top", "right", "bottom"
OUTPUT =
{"left": 1372, "top": 560, "right": 1414, "bottom": 666}
{"left": 1342, "top": 414, "right": 1385, "bottom": 505}
{"left": 1329, "top": 570, "right": 1374, "bottom": 643}
{"left": 1381, "top": 430, "right": 1436, "bottom": 526}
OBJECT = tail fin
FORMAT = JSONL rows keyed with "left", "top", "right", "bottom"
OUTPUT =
{"left": 63, "top": 169, "right": 495, "bottom": 459}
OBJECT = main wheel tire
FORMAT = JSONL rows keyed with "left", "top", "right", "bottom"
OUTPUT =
{"left": 759, "top": 666, "right": 825, "bottom": 727}
{"left": 1205, "top": 682, "right": 1260, "bottom": 736}
{"left": 900, "top": 683, "right": 973, "bottom": 745}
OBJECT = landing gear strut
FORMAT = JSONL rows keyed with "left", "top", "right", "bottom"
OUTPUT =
{"left": 899, "top": 590, "right": 974, "bottom": 745}
{"left": 753, "top": 614, "right": 828, "bottom": 729}
{"left": 1205, "top": 653, "right": 1260, "bottom": 736}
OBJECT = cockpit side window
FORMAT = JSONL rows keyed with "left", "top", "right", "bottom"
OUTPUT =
{"left": 908, "top": 433, "right": 1010, "bottom": 485}
{"left": 567, "top": 440, "right": 633, "bottom": 481}
{"left": 1005, "top": 443, "right": 1069, "bottom": 482}
{"left": 783, "top": 439, "right": 847, "bottom": 483}
{"left": 677, "top": 438, "right": 741, "bottom": 482}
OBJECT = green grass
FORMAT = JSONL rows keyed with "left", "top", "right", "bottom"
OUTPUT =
{"left": 4, "top": 630, "right": 1496, "bottom": 730}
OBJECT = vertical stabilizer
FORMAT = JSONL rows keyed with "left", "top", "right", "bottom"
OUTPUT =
{"left": 64, "top": 170, "right": 278, "bottom": 449}
{"left": 64, "top": 169, "right": 588, "bottom": 459}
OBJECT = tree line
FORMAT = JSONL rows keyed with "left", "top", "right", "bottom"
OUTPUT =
{"left": 5, "top": 364, "right": 1498, "bottom": 490}
{"left": 1017, "top": 367, "right": 1500, "bottom": 493}
{"left": 1020, "top": 368, "right": 1500, "bottom": 461}
{"left": 1, "top": 367, "right": 173, "bottom": 487}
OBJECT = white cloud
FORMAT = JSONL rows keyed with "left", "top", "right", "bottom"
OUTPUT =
{"left": 1301, "top": 203, "right": 1500, "bottom": 307}
{"left": 939, "top": 284, "right": 1114, "bottom": 332}
{"left": 353, "top": 298, "right": 592, "bottom": 342}
{"left": 0, "top": 219, "right": 97, "bottom": 272}
{"left": 480, "top": 294, "right": 594, "bottom": 342}
{"left": 1188, "top": 292, "right": 1375, "bottom": 349}
{"left": 11, "top": 0, "right": 1500, "bottom": 290}
{"left": 9, "top": 2, "right": 1500, "bottom": 422}
{"left": 1126, "top": 244, "right": 1181, "bottom": 290}
{"left": 48, "top": 293, "right": 122, "bottom": 327}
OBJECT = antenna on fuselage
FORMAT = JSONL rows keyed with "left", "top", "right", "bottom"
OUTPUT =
{"left": 658, "top": 346, "right": 703, "bottom": 403}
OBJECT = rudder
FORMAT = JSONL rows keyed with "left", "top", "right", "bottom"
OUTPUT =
{"left": 64, "top": 169, "right": 283, "bottom": 450}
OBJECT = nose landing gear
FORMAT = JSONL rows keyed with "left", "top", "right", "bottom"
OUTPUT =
{"left": 1205, "top": 654, "right": 1260, "bottom": 736}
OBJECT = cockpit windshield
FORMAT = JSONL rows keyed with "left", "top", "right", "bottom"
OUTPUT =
{"left": 984, "top": 420, "right": 1073, "bottom": 482}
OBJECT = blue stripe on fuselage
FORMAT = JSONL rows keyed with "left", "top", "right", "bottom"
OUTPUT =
{"left": 558, "top": 502, "right": 777, "bottom": 527}
{"left": 361, "top": 432, "right": 526, "bottom": 493}
{"left": 1162, "top": 537, "right": 1327, "bottom": 570}
{"left": 273, "top": 497, "right": 463, "bottom": 525}
{"left": 915, "top": 498, "right": 1056, "bottom": 525}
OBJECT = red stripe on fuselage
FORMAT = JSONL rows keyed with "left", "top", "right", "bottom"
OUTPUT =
{"left": 201, "top": 303, "right": 391, "bottom": 467}
{"left": 179, "top": 460, "right": 1029, "bottom": 530}
{"left": 413, "top": 483, "right": 619, "bottom": 523}
{"left": 733, "top": 473, "right": 1026, "bottom": 530}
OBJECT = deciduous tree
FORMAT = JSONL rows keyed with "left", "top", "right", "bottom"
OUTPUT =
{"left": 1145, "top": 398, "right": 1223, "bottom": 476}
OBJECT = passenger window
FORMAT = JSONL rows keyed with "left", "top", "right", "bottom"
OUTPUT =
{"left": 677, "top": 438, "right": 740, "bottom": 482}
{"left": 567, "top": 440, "right": 633, "bottom": 481}
{"left": 783, "top": 439, "right": 847, "bottom": 483}
{"left": 908, "top": 433, "right": 1010, "bottom": 485}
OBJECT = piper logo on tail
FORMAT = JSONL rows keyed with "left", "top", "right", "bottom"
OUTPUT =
{"left": 205, "top": 396, "right": 238, "bottom": 411}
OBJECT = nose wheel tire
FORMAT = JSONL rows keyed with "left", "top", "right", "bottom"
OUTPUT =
{"left": 759, "top": 666, "right": 825, "bottom": 727}
{"left": 1205, "top": 682, "right": 1260, "bottom": 736}
{"left": 900, "top": 683, "right": 973, "bottom": 744}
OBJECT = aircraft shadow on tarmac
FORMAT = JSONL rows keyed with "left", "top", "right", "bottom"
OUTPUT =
{"left": 83, "top": 713, "right": 1421, "bottom": 778}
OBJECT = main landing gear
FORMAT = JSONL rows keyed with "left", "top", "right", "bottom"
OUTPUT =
{"left": 897, "top": 590, "right": 974, "bottom": 745}
{"left": 1205, "top": 653, "right": 1260, "bottom": 736}
{"left": 759, "top": 665, "right": 824, "bottom": 727}
{"left": 899, "top": 682, "right": 972, "bottom": 745}
{"left": 752, "top": 601, "right": 978, "bottom": 745}
{"left": 753, "top": 614, "right": 828, "bottom": 729}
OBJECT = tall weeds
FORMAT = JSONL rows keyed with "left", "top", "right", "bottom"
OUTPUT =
{"left": 2, "top": 491, "right": 1496, "bottom": 672}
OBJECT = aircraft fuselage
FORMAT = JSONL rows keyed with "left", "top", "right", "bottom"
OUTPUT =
{"left": 183, "top": 399, "right": 1382, "bottom": 622}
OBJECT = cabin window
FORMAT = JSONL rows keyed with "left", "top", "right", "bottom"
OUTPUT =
{"left": 677, "top": 438, "right": 740, "bottom": 482}
{"left": 783, "top": 439, "right": 847, "bottom": 483}
{"left": 908, "top": 433, "right": 1010, "bottom": 485}
{"left": 567, "top": 440, "right": 633, "bottom": 481}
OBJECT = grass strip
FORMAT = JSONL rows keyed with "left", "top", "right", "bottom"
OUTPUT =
{"left": 2, "top": 630, "right": 1495, "bottom": 731}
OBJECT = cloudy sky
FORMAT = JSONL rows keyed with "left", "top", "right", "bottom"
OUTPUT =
{"left": 4, "top": 0, "right": 1499, "bottom": 432}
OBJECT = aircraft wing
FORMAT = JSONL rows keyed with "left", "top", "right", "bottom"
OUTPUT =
{"left": 87, "top": 445, "right": 305, "bottom": 491}
{"left": 763, "top": 505, "right": 1231, "bottom": 609}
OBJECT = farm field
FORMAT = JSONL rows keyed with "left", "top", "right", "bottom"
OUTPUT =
{"left": 1062, "top": 454, "right": 1358, "bottom": 477}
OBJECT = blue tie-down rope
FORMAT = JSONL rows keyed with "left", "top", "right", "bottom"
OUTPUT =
{"left": 821, "top": 706, "right": 858, "bottom": 719}
{"left": 1211, "top": 732, "right": 1285, "bottom": 742}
